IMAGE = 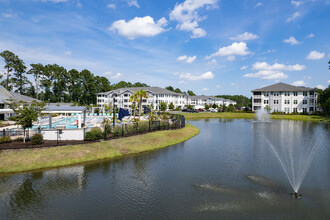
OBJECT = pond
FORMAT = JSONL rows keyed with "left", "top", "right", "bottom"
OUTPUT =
{"left": 0, "top": 119, "right": 329, "bottom": 219}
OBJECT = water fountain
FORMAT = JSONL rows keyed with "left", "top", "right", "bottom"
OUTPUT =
{"left": 263, "top": 121, "right": 321, "bottom": 198}
{"left": 255, "top": 109, "right": 271, "bottom": 122}
{"left": 255, "top": 110, "right": 322, "bottom": 198}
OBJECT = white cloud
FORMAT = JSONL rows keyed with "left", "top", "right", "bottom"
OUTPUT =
{"left": 231, "top": 83, "right": 238, "bottom": 87}
{"left": 206, "top": 59, "right": 217, "bottom": 65}
{"left": 2, "top": 13, "right": 15, "bottom": 18}
{"left": 229, "top": 32, "right": 259, "bottom": 41}
{"left": 243, "top": 61, "right": 305, "bottom": 80}
{"left": 41, "top": 0, "right": 68, "bottom": 2}
{"left": 251, "top": 62, "right": 305, "bottom": 71}
{"left": 262, "top": 49, "right": 276, "bottom": 54}
{"left": 216, "top": 85, "right": 220, "bottom": 88}
{"left": 316, "top": 85, "right": 326, "bottom": 90}
{"left": 206, "top": 42, "right": 250, "bottom": 60}
{"left": 109, "top": 16, "right": 168, "bottom": 40}
{"left": 179, "top": 71, "right": 214, "bottom": 80}
{"left": 291, "top": 0, "right": 304, "bottom": 6}
{"left": 64, "top": 51, "right": 72, "bottom": 55}
{"left": 287, "top": 12, "right": 300, "bottom": 22}
{"left": 126, "top": 0, "right": 140, "bottom": 8}
{"left": 255, "top": 2, "right": 262, "bottom": 7}
{"left": 169, "top": 0, "right": 219, "bottom": 38}
{"left": 306, "top": 50, "right": 324, "bottom": 60}
{"left": 240, "top": 65, "right": 248, "bottom": 70}
{"left": 107, "top": 3, "right": 116, "bottom": 9}
{"left": 201, "top": 88, "right": 209, "bottom": 91}
{"left": 292, "top": 80, "right": 306, "bottom": 86}
{"left": 306, "top": 33, "right": 314, "bottom": 38}
{"left": 103, "top": 72, "right": 122, "bottom": 80}
{"left": 0, "top": 41, "right": 97, "bottom": 69}
{"left": 283, "top": 36, "right": 300, "bottom": 45}
{"left": 176, "top": 55, "right": 196, "bottom": 63}
{"left": 327, "top": 80, "right": 330, "bottom": 84}
{"left": 178, "top": 80, "right": 187, "bottom": 84}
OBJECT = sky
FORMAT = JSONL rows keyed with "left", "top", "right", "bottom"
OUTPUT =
{"left": 0, "top": 0, "right": 329, "bottom": 97}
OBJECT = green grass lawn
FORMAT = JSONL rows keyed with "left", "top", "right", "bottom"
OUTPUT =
{"left": 0, "top": 124, "right": 200, "bottom": 174}
{"left": 182, "top": 112, "right": 329, "bottom": 122}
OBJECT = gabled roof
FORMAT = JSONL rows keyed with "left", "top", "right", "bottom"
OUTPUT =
{"left": 188, "top": 95, "right": 236, "bottom": 103}
{"left": 0, "top": 86, "right": 39, "bottom": 103}
{"left": 251, "top": 82, "right": 315, "bottom": 92}
{"left": 98, "top": 87, "right": 184, "bottom": 96}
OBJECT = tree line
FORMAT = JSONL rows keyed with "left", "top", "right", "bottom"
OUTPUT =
{"left": 0, "top": 50, "right": 149, "bottom": 105}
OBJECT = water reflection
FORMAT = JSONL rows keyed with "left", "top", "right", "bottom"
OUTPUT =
{"left": 0, "top": 119, "right": 329, "bottom": 219}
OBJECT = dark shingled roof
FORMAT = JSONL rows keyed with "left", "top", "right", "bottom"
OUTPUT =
{"left": 0, "top": 86, "right": 39, "bottom": 103}
{"left": 188, "top": 95, "right": 225, "bottom": 101}
{"left": 251, "top": 82, "right": 315, "bottom": 92}
{"left": 98, "top": 87, "right": 184, "bottom": 96}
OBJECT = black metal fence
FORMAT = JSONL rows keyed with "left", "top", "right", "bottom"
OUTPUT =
{"left": 101, "top": 113, "right": 186, "bottom": 140}
{"left": 0, "top": 128, "right": 39, "bottom": 139}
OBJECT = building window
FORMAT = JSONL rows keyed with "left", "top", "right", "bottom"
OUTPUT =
{"left": 310, "top": 91, "right": 314, "bottom": 97}
{"left": 293, "top": 92, "right": 298, "bottom": 96}
{"left": 284, "top": 92, "right": 290, "bottom": 96}
{"left": 303, "top": 100, "right": 307, "bottom": 104}
{"left": 303, "top": 92, "right": 307, "bottom": 96}
{"left": 310, "top": 99, "right": 314, "bottom": 104}
{"left": 284, "top": 107, "right": 290, "bottom": 113}
{"left": 293, "top": 100, "right": 298, "bottom": 104}
{"left": 293, "top": 108, "right": 297, "bottom": 113}
{"left": 309, "top": 107, "right": 314, "bottom": 112}
{"left": 264, "top": 92, "right": 269, "bottom": 97}
{"left": 264, "top": 100, "right": 269, "bottom": 104}
{"left": 273, "top": 92, "right": 279, "bottom": 96}
{"left": 284, "top": 100, "right": 290, "bottom": 104}
{"left": 303, "top": 108, "right": 307, "bottom": 113}
{"left": 274, "top": 100, "right": 279, "bottom": 104}
{"left": 124, "top": 99, "right": 128, "bottom": 103}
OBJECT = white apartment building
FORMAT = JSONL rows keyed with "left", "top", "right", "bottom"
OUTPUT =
{"left": 187, "top": 95, "right": 237, "bottom": 109}
{"left": 97, "top": 87, "right": 237, "bottom": 111}
{"left": 252, "top": 82, "right": 318, "bottom": 114}
{"left": 97, "top": 87, "right": 187, "bottom": 111}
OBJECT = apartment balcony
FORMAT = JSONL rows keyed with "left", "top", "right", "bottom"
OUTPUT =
{"left": 253, "top": 95, "right": 261, "bottom": 98}
{"left": 253, "top": 102, "right": 262, "bottom": 106}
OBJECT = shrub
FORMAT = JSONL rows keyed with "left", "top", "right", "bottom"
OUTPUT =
{"left": 0, "top": 136, "right": 11, "bottom": 144}
{"left": 31, "top": 134, "right": 43, "bottom": 145}
{"left": 85, "top": 127, "right": 103, "bottom": 141}
{"left": 160, "top": 121, "right": 169, "bottom": 130}
{"left": 138, "top": 122, "right": 149, "bottom": 133}
{"left": 112, "top": 126, "right": 122, "bottom": 138}
{"left": 15, "top": 137, "right": 24, "bottom": 142}
{"left": 126, "top": 123, "right": 137, "bottom": 136}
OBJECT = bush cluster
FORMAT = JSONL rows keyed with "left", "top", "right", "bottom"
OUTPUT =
{"left": 31, "top": 134, "right": 43, "bottom": 145}
{"left": 111, "top": 126, "right": 122, "bottom": 138}
{"left": 0, "top": 136, "right": 11, "bottom": 144}
{"left": 85, "top": 127, "right": 103, "bottom": 141}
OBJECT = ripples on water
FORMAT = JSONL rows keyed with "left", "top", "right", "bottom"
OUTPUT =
{"left": 0, "top": 119, "right": 329, "bottom": 219}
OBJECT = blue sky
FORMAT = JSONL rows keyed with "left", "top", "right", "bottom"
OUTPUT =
{"left": 0, "top": 0, "right": 329, "bottom": 96}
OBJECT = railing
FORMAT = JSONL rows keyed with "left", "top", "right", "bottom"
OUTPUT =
{"left": 100, "top": 113, "right": 185, "bottom": 140}
{"left": 0, "top": 128, "right": 39, "bottom": 139}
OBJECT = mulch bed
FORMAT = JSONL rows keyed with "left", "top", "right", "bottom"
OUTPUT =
{"left": 0, "top": 140, "right": 97, "bottom": 150}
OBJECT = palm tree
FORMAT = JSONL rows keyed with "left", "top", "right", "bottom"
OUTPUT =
{"left": 136, "top": 90, "right": 149, "bottom": 118}
{"left": 129, "top": 93, "right": 139, "bottom": 119}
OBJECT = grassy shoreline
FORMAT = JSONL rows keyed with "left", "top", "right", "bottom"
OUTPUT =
{"left": 0, "top": 124, "right": 200, "bottom": 174}
{"left": 182, "top": 112, "right": 329, "bottom": 122}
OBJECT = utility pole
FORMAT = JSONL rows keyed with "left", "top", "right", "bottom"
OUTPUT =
{"left": 113, "top": 96, "right": 115, "bottom": 127}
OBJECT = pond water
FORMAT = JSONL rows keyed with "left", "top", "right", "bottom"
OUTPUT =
{"left": 0, "top": 119, "right": 329, "bottom": 219}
